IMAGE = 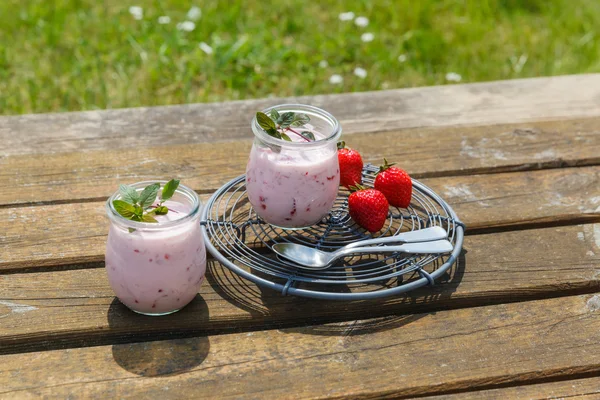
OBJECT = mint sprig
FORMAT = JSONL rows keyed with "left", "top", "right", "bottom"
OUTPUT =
{"left": 138, "top": 183, "right": 160, "bottom": 209}
{"left": 113, "top": 179, "right": 181, "bottom": 228}
{"left": 119, "top": 184, "right": 139, "bottom": 204}
{"left": 113, "top": 200, "right": 137, "bottom": 218}
{"left": 256, "top": 110, "right": 313, "bottom": 142}
{"left": 300, "top": 131, "right": 315, "bottom": 141}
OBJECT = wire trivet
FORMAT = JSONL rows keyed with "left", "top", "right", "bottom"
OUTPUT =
{"left": 200, "top": 164, "right": 465, "bottom": 300}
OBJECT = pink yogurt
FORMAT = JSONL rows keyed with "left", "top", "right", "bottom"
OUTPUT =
{"left": 105, "top": 189, "right": 206, "bottom": 316}
{"left": 246, "top": 127, "right": 340, "bottom": 228}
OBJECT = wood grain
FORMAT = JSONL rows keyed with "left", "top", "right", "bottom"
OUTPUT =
{"left": 3, "top": 166, "right": 600, "bottom": 272}
{"left": 1, "top": 74, "right": 599, "bottom": 157}
{"left": 0, "top": 224, "right": 599, "bottom": 354}
{"left": 421, "top": 376, "right": 600, "bottom": 399}
{"left": 2, "top": 116, "right": 599, "bottom": 207}
{"left": 438, "top": 165, "right": 600, "bottom": 233}
{"left": 2, "top": 294, "right": 600, "bottom": 399}
{"left": 3, "top": 75, "right": 600, "bottom": 399}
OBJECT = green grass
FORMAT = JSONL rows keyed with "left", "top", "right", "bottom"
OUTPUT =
{"left": 1, "top": 0, "right": 599, "bottom": 115}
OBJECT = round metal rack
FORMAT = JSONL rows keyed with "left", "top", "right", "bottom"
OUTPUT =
{"left": 200, "top": 164, "right": 464, "bottom": 300}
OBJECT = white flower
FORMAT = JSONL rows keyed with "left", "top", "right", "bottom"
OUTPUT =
{"left": 318, "top": 60, "right": 329, "bottom": 68}
{"left": 354, "top": 16, "right": 369, "bottom": 27}
{"left": 187, "top": 6, "right": 202, "bottom": 21}
{"left": 510, "top": 54, "right": 528, "bottom": 73}
{"left": 199, "top": 42, "right": 213, "bottom": 55}
{"left": 129, "top": 6, "right": 143, "bottom": 20}
{"left": 353, "top": 67, "right": 367, "bottom": 79}
{"left": 398, "top": 54, "right": 407, "bottom": 63}
{"left": 361, "top": 32, "right": 374, "bottom": 42}
{"left": 329, "top": 74, "right": 343, "bottom": 85}
{"left": 158, "top": 16, "right": 171, "bottom": 24}
{"left": 339, "top": 12, "right": 355, "bottom": 21}
{"left": 176, "top": 21, "right": 196, "bottom": 32}
{"left": 445, "top": 72, "right": 462, "bottom": 82}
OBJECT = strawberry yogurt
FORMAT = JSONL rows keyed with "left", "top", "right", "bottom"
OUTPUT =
{"left": 246, "top": 105, "right": 342, "bottom": 228}
{"left": 105, "top": 182, "right": 205, "bottom": 316}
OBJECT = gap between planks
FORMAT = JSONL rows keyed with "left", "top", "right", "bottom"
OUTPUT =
{"left": 416, "top": 374, "right": 600, "bottom": 400}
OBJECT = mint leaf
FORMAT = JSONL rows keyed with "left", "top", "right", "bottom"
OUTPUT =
{"left": 271, "top": 129, "right": 282, "bottom": 138}
{"left": 278, "top": 112, "right": 295, "bottom": 128}
{"left": 265, "top": 128, "right": 282, "bottom": 140}
{"left": 257, "top": 109, "right": 314, "bottom": 143}
{"left": 300, "top": 131, "right": 316, "bottom": 141}
{"left": 141, "top": 214, "right": 159, "bottom": 223}
{"left": 161, "top": 179, "right": 180, "bottom": 201}
{"left": 154, "top": 205, "right": 169, "bottom": 215}
{"left": 138, "top": 183, "right": 160, "bottom": 209}
{"left": 114, "top": 178, "right": 183, "bottom": 229}
{"left": 119, "top": 184, "right": 139, "bottom": 204}
{"left": 134, "top": 205, "right": 144, "bottom": 217}
{"left": 113, "top": 200, "right": 137, "bottom": 219}
{"left": 291, "top": 113, "right": 310, "bottom": 127}
{"left": 257, "top": 112, "right": 282, "bottom": 139}
{"left": 257, "top": 112, "right": 277, "bottom": 132}
{"left": 269, "top": 109, "right": 280, "bottom": 121}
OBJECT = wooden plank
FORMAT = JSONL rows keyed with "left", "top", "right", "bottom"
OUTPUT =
{"left": 0, "top": 224, "right": 599, "bottom": 354}
{"left": 421, "top": 376, "right": 600, "bottom": 399}
{"left": 2, "top": 166, "right": 600, "bottom": 272}
{"left": 440, "top": 166, "right": 600, "bottom": 233}
{"left": 1, "top": 74, "right": 600, "bottom": 156}
{"left": 2, "top": 295, "right": 600, "bottom": 398}
{"left": 2, "top": 116, "right": 599, "bottom": 207}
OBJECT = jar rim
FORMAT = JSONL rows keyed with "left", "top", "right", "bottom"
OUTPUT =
{"left": 106, "top": 180, "right": 201, "bottom": 230}
{"left": 251, "top": 104, "right": 342, "bottom": 148}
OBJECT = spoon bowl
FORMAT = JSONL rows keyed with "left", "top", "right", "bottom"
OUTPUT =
{"left": 273, "top": 239, "right": 454, "bottom": 270}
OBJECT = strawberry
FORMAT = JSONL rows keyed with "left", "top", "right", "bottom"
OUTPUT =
{"left": 337, "top": 141, "right": 363, "bottom": 189}
{"left": 348, "top": 185, "right": 389, "bottom": 233}
{"left": 374, "top": 158, "right": 412, "bottom": 208}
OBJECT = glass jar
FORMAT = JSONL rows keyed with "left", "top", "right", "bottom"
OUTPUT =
{"left": 105, "top": 181, "right": 206, "bottom": 316}
{"left": 246, "top": 104, "right": 341, "bottom": 229}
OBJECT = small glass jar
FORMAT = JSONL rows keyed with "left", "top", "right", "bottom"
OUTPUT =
{"left": 105, "top": 181, "right": 206, "bottom": 316}
{"left": 246, "top": 104, "right": 341, "bottom": 229}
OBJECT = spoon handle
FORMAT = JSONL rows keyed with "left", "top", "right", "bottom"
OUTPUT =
{"left": 338, "top": 239, "right": 454, "bottom": 258}
{"left": 343, "top": 226, "right": 448, "bottom": 249}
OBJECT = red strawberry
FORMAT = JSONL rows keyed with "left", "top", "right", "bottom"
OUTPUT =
{"left": 348, "top": 185, "right": 389, "bottom": 233}
{"left": 337, "top": 141, "right": 363, "bottom": 189}
{"left": 374, "top": 158, "right": 412, "bottom": 208}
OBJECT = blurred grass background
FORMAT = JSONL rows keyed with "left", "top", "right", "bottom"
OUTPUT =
{"left": 1, "top": 0, "right": 599, "bottom": 115}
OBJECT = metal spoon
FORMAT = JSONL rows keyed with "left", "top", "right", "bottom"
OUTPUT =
{"left": 340, "top": 226, "right": 448, "bottom": 249}
{"left": 273, "top": 227, "right": 452, "bottom": 270}
{"left": 273, "top": 240, "right": 453, "bottom": 270}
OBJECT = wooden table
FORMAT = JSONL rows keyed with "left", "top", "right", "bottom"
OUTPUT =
{"left": 1, "top": 74, "right": 600, "bottom": 399}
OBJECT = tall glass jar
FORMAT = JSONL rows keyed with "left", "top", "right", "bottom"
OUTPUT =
{"left": 246, "top": 104, "right": 341, "bottom": 229}
{"left": 105, "top": 181, "right": 206, "bottom": 316}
